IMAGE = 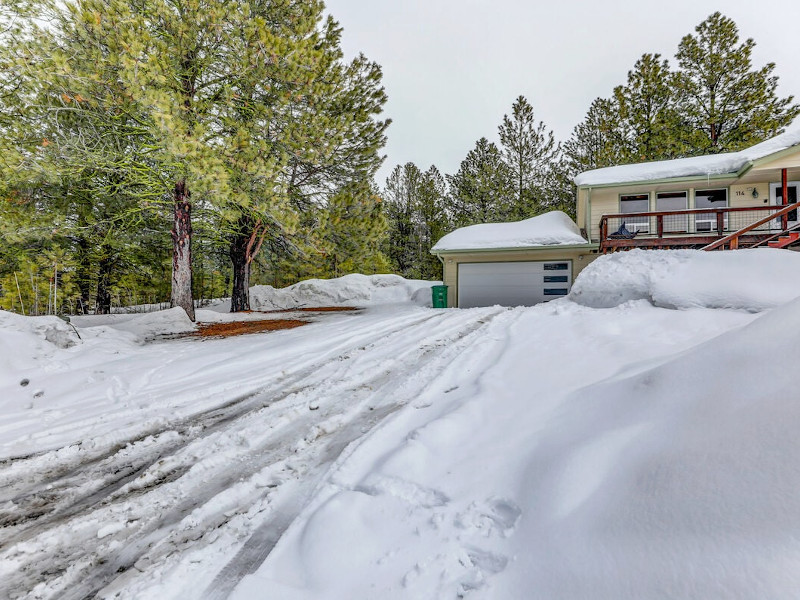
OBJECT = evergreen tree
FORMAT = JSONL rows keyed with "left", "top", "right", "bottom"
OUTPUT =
{"left": 498, "top": 96, "right": 558, "bottom": 219}
{"left": 319, "top": 180, "right": 387, "bottom": 277}
{"left": 674, "top": 12, "right": 800, "bottom": 153}
{"left": 382, "top": 163, "right": 450, "bottom": 280}
{"left": 227, "top": 18, "right": 388, "bottom": 311}
{"left": 414, "top": 166, "right": 450, "bottom": 279}
{"left": 614, "top": 53, "right": 682, "bottom": 161}
{"left": 383, "top": 163, "right": 423, "bottom": 276}
{"left": 447, "top": 138, "right": 513, "bottom": 227}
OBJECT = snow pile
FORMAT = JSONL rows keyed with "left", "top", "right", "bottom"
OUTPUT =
{"left": 500, "top": 295, "right": 800, "bottom": 598}
{"left": 575, "top": 125, "right": 800, "bottom": 186}
{"left": 106, "top": 306, "right": 196, "bottom": 339}
{"left": 570, "top": 248, "right": 800, "bottom": 311}
{"left": 0, "top": 311, "right": 81, "bottom": 386}
{"left": 249, "top": 274, "right": 437, "bottom": 310}
{"left": 431, "top": 211, "right": 588, "bottom": 251}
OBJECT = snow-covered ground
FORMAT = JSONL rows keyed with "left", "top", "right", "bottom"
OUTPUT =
{"left": 2, "top": 252, "right": 800, "bottom": 599}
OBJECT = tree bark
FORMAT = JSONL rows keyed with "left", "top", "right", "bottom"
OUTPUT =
{"left": 95, "top": 244, "right": 112, "bottom": 315}
{"left": 229, "top": 228, "right": 251, "bottom": 312}
{"left": 76, "top": 235, "right": 93, "bottom": 315}
{"left": 171, "top": 179, "right": 195, "bottom": 321}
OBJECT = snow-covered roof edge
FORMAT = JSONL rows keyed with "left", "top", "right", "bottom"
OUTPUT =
{"left": 431, "top": 211, "right": 591, "bottom": 253}
{"left": 574, "top": 126, "right": 800, "bottom": 188}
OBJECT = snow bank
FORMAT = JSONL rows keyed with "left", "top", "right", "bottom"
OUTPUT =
{"left": 0, "top": 311, "right": 80, "bottom": 349}
{"left": 431, "top": 211, "right": 588, "bottom": 251}
{"left": 249, "top": 274, "right": 437, "bottom": 310}
{"left": 0, "top": 311, "right": 81, "bottom": 386}
{"left": 71, "top": 306, "right": 196, "bottom": 341}
{"left": 570, "top": 248, "right": 800, "bottom": 311}
{"left": 501, "top": 294, "right": 800, "bottom": 598}
{"left": 107, "top": 307, "right": 196, "bottom": 339}
{"left": 575, "top": 126, "right": 800, "bottom": 186}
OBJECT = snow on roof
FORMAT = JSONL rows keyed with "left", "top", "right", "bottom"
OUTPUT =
{"left": 431, "top": 211, "right": 588, "bottom": 252}
{"left": 574, "top": 126, "right": 800, "bottom": 187}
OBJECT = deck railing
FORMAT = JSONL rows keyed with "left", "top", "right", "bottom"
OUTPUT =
{"left": 599, "top": 204, "right": 798, "bottom": 251}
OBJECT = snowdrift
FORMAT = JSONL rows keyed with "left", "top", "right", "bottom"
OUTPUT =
{"left": 505, "top": 294, "right": 800, "bottom": 598}
{"left": 431, "top": 211, "right": 587, "bottom": 251}
{"left": 570, "top": 248, "right": 800, "bottom": 311}
{"left": 249, "top": 274, "right": 437, "bottom": 310}
{"left": 0, "top": 311, "right": 80, "bottom": 386}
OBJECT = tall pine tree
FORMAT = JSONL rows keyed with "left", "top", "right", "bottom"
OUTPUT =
{"left": 674, "top": 12, "right": 799, "bottom": 153}
{"left": 497, "top": 96, "right": 558, "bottom": 219}
{"left": 447, "top": 138, "right": 513, "bottom": 227}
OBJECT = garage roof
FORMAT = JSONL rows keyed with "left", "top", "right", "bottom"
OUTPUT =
{"left": 431, "top": 211, "right": 589, "bottom": 252}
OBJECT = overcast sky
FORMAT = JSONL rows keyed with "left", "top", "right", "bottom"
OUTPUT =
{"left": 323, "top": 0, "right": 800, "bottom": 185}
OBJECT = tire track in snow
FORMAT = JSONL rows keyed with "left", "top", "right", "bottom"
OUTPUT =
{"left": 0, "top": 309, "right": 441, "bottom": 538}
{"left": 0, "top": 307, "right": 517, "bottom": 600}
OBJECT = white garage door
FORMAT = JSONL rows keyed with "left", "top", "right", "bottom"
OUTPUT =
{"left": 457, "top": 261, "right": 572, "bottom": 308}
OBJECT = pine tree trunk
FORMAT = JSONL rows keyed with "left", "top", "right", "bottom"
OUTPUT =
{"left": 229, "top": 227, "right": 251, "bottom": 312}
{"left": 76, "top": 235, "right": 92, "bottom": 315}
{"left": 171, "top": 179, "right": 195, "bottom": 321}
{"left": 96, "top": 245, "right": 112, "bottom": 315}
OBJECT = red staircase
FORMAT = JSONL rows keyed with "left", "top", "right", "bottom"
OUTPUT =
{"left": 768, "top": 232, "right": 800, "bottom": 249}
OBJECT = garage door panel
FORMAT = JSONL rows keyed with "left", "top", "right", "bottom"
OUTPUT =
{"left": 457, "top": 261, "right": 571, "bottom": 308}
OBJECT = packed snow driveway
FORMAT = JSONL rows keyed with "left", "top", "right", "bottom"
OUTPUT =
{"left": 0, "top": 305, "right": 512, "bottom": 599}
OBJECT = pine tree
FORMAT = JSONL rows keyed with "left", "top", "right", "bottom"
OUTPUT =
{"left": 614, "top": 53, "right": 682, "bottom": 161}
{"left": 319, "top": 181, "right": 387, "bottom": 277}
{"left": 563, "top": 97, "right": 628, "bottom": 175}
{"left": 224, "top": 14, "right": 389, "bottom": 311}
{"left": 674, "top": 12, "right": 800, "bottom": 153}
{"left": 383, "top": 163, "right": 423, "bottom": 277}
{"left": 497, "top": 96, "right": 559, "bottom": 219}
{"left": 414, "top": 166, "right": 450, "bottom": 279}
{"left": 447, "top": 138, "right": 513, "bottom": 227}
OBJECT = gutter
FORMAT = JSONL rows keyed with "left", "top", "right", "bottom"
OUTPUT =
{"left": 575, "top": 171, "right": 737, "bottom": 191}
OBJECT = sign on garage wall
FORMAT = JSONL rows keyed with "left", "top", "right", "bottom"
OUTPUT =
{"left": 457, "top": 261, "right": 572, "bottom": 308}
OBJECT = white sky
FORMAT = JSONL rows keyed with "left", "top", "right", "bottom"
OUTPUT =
{"left": 324, "top": 0, "right": 800, "bottom": 185}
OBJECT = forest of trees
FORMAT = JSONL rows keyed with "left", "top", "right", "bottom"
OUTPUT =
{"left": 1, "top": 8, "right": 797, "bottom": 316}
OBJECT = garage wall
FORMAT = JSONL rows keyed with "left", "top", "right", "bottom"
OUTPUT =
{"left": 438, "top": 247, "right": 599, "bottom": 308}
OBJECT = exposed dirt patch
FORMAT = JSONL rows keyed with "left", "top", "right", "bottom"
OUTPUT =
{"left": 194, "top": 319, "right": 308, "bottom": 338}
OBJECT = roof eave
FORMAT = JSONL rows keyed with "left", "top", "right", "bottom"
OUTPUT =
{"left": 575, "top": 171, "right": 738, "bottom": 190}
{"left": 431, "top": 242, "right": 598, "bottom": 256}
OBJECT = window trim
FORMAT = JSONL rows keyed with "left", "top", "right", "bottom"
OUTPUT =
{"left": 618, "top": 192, "right": 651, "bottom": 233}
{"left": 694, "top": 188, "right": 729, "bottom": 232}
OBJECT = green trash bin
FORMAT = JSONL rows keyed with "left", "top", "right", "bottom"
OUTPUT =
{"left": 431, "top": 285, "right": 448, "bottom": 308}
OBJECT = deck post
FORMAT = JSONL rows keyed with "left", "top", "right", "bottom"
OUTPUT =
{"left": 657, "top": 215, "right": 664, "bottom": 238}
{"left": 716, "top": 211, "right": 725, "bottom": 236}
{"left": 782, "top": 168, "right": 789, "bottom": 230}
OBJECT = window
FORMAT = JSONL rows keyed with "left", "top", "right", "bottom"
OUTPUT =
{"left": 543, "top": 263, "right": 569, "bottom": 271}
{"left": 695, "top": 188, "right": 727, "bottom": 232}
{"left": 544, "top": 288, "right": 569, "bottom": 296}
{"left": 544, "top": 275, "right": 568, "bottom": 283}
{"left": 620, "top": 194, "right": 650, "bottom": 233}
{"left": 656, "top": 191, "right": 688, "bottom": 232}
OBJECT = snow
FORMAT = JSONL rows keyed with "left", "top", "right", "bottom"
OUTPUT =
{"left": 248, "top": 273, "right": 437, "bottom": 310}
{"left": 431, "top": 210, "right": 588, "bottom": 251}
{"left": 574, "top": 125, "right": 800, "bottom": 186}
{"left": 3, "top": 252, "right": 800, "bottom": 599}
{"left": 570, "top": 247, "right": 800, "bottom": 310}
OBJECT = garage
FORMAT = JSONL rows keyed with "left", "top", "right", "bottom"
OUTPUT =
{"left": 430, "top": 212, "right": 598, "bottom": 308}
{"left": 457, "top": 261, "right": 572, "bottom": 308}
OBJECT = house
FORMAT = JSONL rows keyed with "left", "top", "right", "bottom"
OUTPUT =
{"left": 576, "top": 127, "right": 800, "bottom": 252}
{"left": 432, "top": 127, "right": 800, "bottom": 308}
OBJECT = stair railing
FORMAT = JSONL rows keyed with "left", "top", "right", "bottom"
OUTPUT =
{"left": 747, "top": 221, "right": 800, "bottom": 249}
{"left": 702, "top": 202, "right": 800, "bottom": 251}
